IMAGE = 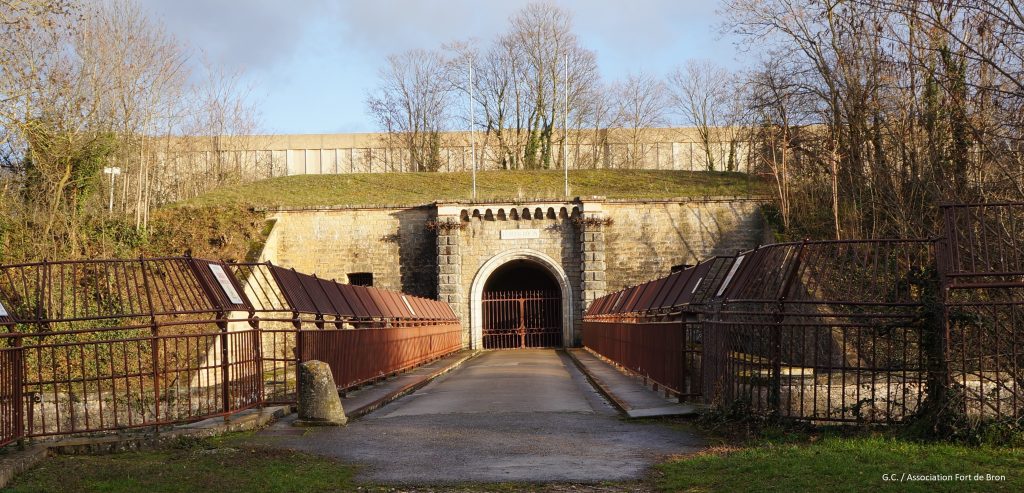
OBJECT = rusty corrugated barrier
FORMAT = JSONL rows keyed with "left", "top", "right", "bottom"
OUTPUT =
{"left": 228, "top": 262, "right": 462, "bottom": 397}
{"left": 0, "top": 256, "right": 462, "bottom": 446}
{"left": 585, "top": 203, "right": 1023, "bottom": 423}
{"left": 582, "top": 255, "right": 736, "bottom": 401}
{"left": 300, "top": 324, "right": 462, "bottom": 390}
{"left": 582, "top": 320, "right": 696, "bottom": 397}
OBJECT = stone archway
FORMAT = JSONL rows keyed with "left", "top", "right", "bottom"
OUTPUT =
{"left": 469, "top": 249, "right": 572, "bottom": 350}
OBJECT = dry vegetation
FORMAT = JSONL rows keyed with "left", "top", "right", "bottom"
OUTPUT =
{"left": 0, "top": 0, "right": 259, "bottom": 262}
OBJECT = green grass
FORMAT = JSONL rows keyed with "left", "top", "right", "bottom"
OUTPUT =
{"left": 181, "top": 169, "right": 767, "bottom": 209}
{"left": 6, "top": 431, "right": 1022, "bottom": 492}
{"left": 3, "top": 435, "right": 356, "bottom": 493}
{"left": 657, "top": 436, "right": 1024, "bottom": 493}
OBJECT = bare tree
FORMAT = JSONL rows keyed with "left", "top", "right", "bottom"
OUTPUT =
{"left": 611, "top": 72, "right": 667, "bottom": 168}
{"left": 76, "top": 0, "right": 190, "bottom": 229}
{"left": 668, "top": 60, "right": 735, "bottom": 171}
{"left": 749, "top": 62, "right": 798, "bottom": 230}
{"left": 0, "top": 0, "right": 263, "bottom": 260}
{"left": 443, "top": 3, "right": 599, "bottom": 171}
{"left": 723, "top": 0, "right": 1024, "bottom": 240}
{"left": 366, "top": 49, "right": 452, "bottom": 172}
{"left": 574, "top": 82, "right": 618, "bottom": 169}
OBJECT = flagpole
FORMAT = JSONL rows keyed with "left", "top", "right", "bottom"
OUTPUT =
{"left": 563, "top": 52, "right": 569, "bottom": 198}
{"left": 470, "top": 58, "right": 477, "bottom": 201}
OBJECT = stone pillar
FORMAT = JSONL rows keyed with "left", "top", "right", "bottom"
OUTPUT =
{"left": 435, "top": 205, "right": 465, "bottom": 346}
{"left": 578, "top": 199, "right": 607, "bottom": 344}
{"left": 295, "top": 360, "right": 347, "bottom": 426}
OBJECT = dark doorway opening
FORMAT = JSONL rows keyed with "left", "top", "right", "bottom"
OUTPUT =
{"left": 482, "top": 260, "right": 563, "bottom": 349}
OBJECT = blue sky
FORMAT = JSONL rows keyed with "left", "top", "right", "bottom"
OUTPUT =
{"left": 139, "top": 0, "right": 744, "bottom": 134}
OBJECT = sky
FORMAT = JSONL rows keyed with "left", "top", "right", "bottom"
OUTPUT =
{"left": 138, "top": 0, "right": 744, "bottom": 134}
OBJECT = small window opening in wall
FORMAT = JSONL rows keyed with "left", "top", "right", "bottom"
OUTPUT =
{"left": 671, "top": 264, "right": 694, "bottom": 273}
{"left": 348, "top": 272, "right": 374, "bottom": 287}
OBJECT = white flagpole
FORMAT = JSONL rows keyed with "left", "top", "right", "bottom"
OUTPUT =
{"left": 563, "top": 52, "right": 569, "bottom": 198}
{"left": 470, "top": 58, "right": 477, "bottom": 201}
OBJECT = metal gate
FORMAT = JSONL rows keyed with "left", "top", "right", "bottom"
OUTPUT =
{"left": 0, "top": 345, "right": 22, "bottom": 447}
{"left": 482, "top": 290, "right": 562, "bottom": 349}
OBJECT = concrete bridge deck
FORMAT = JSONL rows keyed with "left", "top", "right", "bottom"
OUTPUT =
{"left": 247, "top": 349, "right": 704, "bottom": 485}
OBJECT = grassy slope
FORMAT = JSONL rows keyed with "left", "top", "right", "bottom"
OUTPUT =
{"left": 181, "top": 169, "right": 767, "bottom": 209}
{"left": 657, "top": 437, "right": 1024, "bottom": 493}
{"left": 139, "top": 169, "right": 765, "bottom": 261}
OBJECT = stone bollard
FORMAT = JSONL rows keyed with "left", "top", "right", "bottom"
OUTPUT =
{"left": 295, "top": 360, "right": 348, "bottom": 426}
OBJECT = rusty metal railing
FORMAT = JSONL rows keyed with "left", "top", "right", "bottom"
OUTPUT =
{"left": 588, "top": 201, "right": 1024, "bottom": 424}
{"left": 711, "top": 240, "right": 935, "bottom": 423}
{"left": 582, "top": 255, "right": 738, "bottom": 401}
{"left": 0, "top": 308, "right": 21, "bottom": 447}
{"left": 0, "top": 257, "right": 258, "bottom": 440}
{"left": 586, "top": 238, "right": 943, "bottom": 423}
{"left": 0, "top": 256, "right": 462, "bottom": 447}
{"left": 582, "top": 320, "right": 701, "bottom": 399}
{"left": 940, "top": 203, "right": 1024, "bottom": 420}
{"left": 226, "top": 262, "right": 462, "bottom": 401}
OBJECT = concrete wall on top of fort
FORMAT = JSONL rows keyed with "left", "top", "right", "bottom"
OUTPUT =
{"left": 154, "top": 127, "right": 753, "bottom": 179}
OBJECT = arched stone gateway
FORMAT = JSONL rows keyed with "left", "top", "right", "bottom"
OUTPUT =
{"left": 469, "top": 250, "right": 572, "bottom": 350}
{"left": 259, "top": 198, "right": 765, "bottom": 351}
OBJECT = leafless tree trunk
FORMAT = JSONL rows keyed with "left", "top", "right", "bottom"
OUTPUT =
{"left": 367, "top": 49, "right": 451, "bottom": 172}
{"left": 612, "top": 72, "right": 667, "bottom": 168}
{"left": 668, "top": 60, "right": 735, "bottom": 171}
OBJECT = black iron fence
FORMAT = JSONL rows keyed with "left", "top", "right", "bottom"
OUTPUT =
{"left": 584, "top": 202, "right": 1024, "bottom": 424}
{"left": 0, "top": 257, "right": 461, "bottom": 448}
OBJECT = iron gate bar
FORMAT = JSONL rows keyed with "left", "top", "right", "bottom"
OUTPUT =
{"left": 482, "top": 290, "right": 562, "bottom": 349}
{"left": 0, "top": 309, "right": 23, "bottom": 447}
{"left": 939, "top": 203, "right": 1024, "bottom": 419}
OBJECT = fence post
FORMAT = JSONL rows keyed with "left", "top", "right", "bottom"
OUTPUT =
{"left": 679, "top": 317, "right": 689, "bottom": 403}
{"left": 218, "top": 311, "right": 230, "bottom": 418}
{"left": 37, "top": 259, "right": 47, "bottom": 328}
{"left": 772, "top": 240, "right": 808, "bottom": 416}
{"left": 14, "top": 333, "right": 25, "bottom": 449}
{"left": 138, "top": 258, "right": 161, "bottom": 428}
{"left": 183, "top": 256, "right": 232, "bottom": 420}
{"left": 921, "top": 210, "right": 954, "bottom": 420}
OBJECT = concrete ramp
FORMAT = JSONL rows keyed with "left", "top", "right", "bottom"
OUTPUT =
{"left": 248, "top": 349, "right": 704, "bottom": 485}
{"left": 377, "top": 349, "right": 595, "bottom": 417}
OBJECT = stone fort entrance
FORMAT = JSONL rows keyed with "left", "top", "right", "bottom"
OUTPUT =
{"left": 257, "top": 197, "right": 766, "bottom": 350}
{"left": 476, "top": 254, "right": 567, "bottom": 349}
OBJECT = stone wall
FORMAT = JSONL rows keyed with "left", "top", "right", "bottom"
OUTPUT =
{"left": 261, "top": 207, "right": 437, "bottom": 297}
{"left": 602, "top": 199, "right": 764, "bottom": 293}
{"left": 257, "top": 197, "right": 764, "bottom": 346}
